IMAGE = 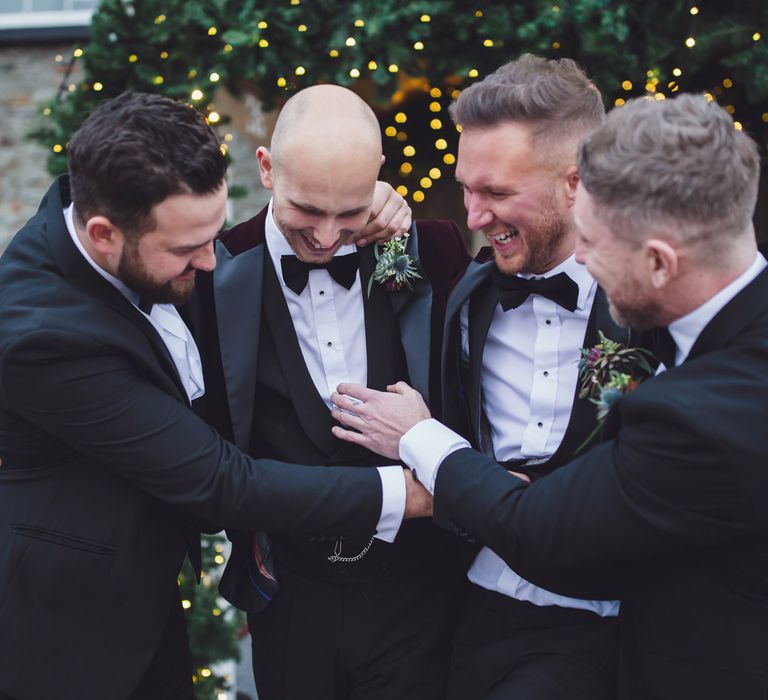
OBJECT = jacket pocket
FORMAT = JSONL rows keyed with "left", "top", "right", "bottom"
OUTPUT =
{"left": 12, "top": 524, "right": 116, "bottom": 555}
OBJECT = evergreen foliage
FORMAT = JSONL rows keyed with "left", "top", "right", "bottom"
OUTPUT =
{"left": 31, "top": 1, "right": 768, "bottom": 203}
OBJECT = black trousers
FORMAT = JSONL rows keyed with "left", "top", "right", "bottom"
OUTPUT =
{"left": 448, "top": 584, "right": 619, "bottom": 700}
{"left": 127, "top": 589, "right": 194, "bottom": 700}
{"left": 249, "top": 566, "right": 462, "bottom": 700}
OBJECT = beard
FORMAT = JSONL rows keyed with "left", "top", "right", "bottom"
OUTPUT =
{"left": 117, "top": 243, "right": 195, "bottom": 306}
{"left": 493, "top": 194, "right": 572, "bottom": 276}
{"left": 606, "top": 283, "right": 664, "bottom": 330}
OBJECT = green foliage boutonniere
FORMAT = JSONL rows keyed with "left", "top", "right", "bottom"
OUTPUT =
{"left": 577, "top": 331, "right": 655, "bottom": 450}
{"left": 367, "top": 234, "right": 422, "bottom": 297}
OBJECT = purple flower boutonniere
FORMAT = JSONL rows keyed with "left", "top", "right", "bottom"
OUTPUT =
{"left": 367, "top": 234, "right": 422, "bottom": 296}
{"left": 577, "top": 331, "right": 655, "bottom": 450}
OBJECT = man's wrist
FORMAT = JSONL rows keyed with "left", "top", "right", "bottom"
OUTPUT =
{"left": 399, "top": 419, "right": 470, "bottom": 494}
{"left": 374, "top": 465, "right": 406, "bottom": 542}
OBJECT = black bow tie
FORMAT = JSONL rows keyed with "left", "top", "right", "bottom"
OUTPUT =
{"left": 280, "top": 252, "right": 359, "bottom": 295}
{"left": 492, "top": 268, "right": 579, "bottom": 312}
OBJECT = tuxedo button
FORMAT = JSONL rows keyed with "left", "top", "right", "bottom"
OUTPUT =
{"left": 379, "top": 563, "right": 390, "bottom": 574}
{"left": 335, "top": 566, "right": 348, "bottom": 576}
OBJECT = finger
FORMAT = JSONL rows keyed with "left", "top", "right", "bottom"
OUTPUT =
{"left": 359, "top": 224, "right": 394, "bottom": 245}
{"left": 386, "top": 381, "right": 415, "bottom": 395}
{"left": 330, "top": 406, "right": 368, "bottom": 431}
{"left": 330, "top": 392, "right": 366, "bottom": 413}
{"left": 357, "top": 237, "right": 369, "bottom": 247}
{"left": 331, "top": 425, "right": 371, "bottom": 446}
{"left": 507, "top": 470, "right": 531, "bottom": 482}
{"left": 391, "top": 204, "right": 412, "bottom": 235}
{"left": 335, "top": 383, "right": 379, "bottom": 402}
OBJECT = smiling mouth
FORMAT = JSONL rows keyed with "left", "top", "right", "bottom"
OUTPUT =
{"left": 300, "top": 233, "right": 343, "bottom": 254}
{"left": 486, "top": 229, "right": 520, "bottom": 245}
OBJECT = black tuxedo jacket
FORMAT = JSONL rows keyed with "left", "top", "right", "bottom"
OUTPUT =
{"left": 441, "top": 248, "right": 631, "bottom": 478}
{"left": 190, "top": 206, "right": 469, "bottom": 611}
{"left": 0, "top": 179, "right": 387, "bottom": 700}
{"left": 433, "top": 267, "right": 768, "bottom": 699}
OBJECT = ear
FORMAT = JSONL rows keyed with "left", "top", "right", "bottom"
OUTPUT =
{"left": 257, "top": 147, "right": 275, "bottom": 190}
{"left": 563, "top": 164, "right": 580, "bottom": 208}
{"left": 644, "top": 238, "right": 679, "bottom": 289}
{"left": 85, "top": 215, "right": 124, "bottom": 259}
{"left": 380, "top": 154, "right": 386, "bottom": 169}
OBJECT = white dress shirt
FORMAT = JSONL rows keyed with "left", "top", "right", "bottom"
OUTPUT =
{"left": 265, "top": 201, "right": 406, "bottom": 542}
{"left": 64, "top": 204, "right": 204, "bottom": 403}
{"left": 265, "top": 203, "right": 367, "bottom": 409}
{"left": 403, "top": 255, "right": 619, "bottom": 616}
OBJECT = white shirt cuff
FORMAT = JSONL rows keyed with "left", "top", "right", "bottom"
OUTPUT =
{"left": 374, "top": 465, "right": 406, "bottom": 542}
{"left": 399, "top": 419, "right": 471, "bottom": 494}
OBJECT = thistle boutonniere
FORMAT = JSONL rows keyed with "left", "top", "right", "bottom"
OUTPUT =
{"left": 577, "top": 331, "right": 655, "bottom": 450}
{"left": 367, "top": 234, "right": 422, "bottom": 297}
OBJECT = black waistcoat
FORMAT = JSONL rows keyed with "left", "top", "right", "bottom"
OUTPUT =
{"left": 252, "top": 254, "right": 454, "bottom": 583}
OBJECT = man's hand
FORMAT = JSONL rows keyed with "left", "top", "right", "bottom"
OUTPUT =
{"left": 355, "top": 181, "right": 412, "bottom": 247}
{"left": 331, "top": 381, "right": 431, "bottom": 460}
{"left": 403, "top": 468, "right": 433, "bottom": 519}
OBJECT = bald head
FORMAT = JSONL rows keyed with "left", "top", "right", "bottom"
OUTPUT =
{"left": 257, "top": 85, "right": 385, "bottom": 263}
{"left": 270, "top": 84, "right": 382, "bottom": 168}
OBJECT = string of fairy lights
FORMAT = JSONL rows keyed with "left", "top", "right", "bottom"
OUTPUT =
{"left": 44, "top": 3, "right": 765, "bottom": 206}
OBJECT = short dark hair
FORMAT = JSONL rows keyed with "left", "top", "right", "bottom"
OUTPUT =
{"left": 450, "top": 54, "right": 604, "bottom": 150}
{"left": 67, "top": 92, "right": 227, "bottom": 237}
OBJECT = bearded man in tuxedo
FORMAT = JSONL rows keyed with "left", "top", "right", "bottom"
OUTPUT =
{"left": 191, "top": 84, "right": 469, "bottom": 700}
{"left": 0, "top": 91, "right": 427, "bottom": 700}
{"left": 335, "top": 54, "right": 627, "bottom": 700}
{"left": 333, "top": 93, "right": 768, "bottom": 700}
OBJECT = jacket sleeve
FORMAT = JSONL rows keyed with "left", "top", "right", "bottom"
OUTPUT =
{"left": 433, "top": 374, "right": 753, "bottom": 598}
{"left": 0, "top": 328, "right": 382, "bottom": 535}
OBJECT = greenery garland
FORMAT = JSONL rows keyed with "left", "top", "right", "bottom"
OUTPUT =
{"left": 31, "top": 0, "right": 768, "bottom": 207}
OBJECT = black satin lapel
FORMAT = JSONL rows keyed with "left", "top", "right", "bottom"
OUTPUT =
{"left": 213, "top": 241, "right": 264, "bottom": 450}
{"left": 262, "top": 256, "right": 339, "bottom": 456}
{"left": 391, "top": 227, "right": 433, "bottom": 401}
{"left": 440, "top": 260, "right": 493, "bottom": 433}
{"left": 105, "top": 298, "right": 189, "bottom": 401}
{"left": 550, "top": 287, "right": 627, "bottom": 463}
{"left": 362, "top": 270, "right": 400, "bottom": 393}
{"left": 359, "top": 246, "right": 389, "bottom": 393}
{"left": 466, "top": 276, "right": 499, "bottom": 442}
{"left": 587, "top": 288, "right": 631, "bottom": 347}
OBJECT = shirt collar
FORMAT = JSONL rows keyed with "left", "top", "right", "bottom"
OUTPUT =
{"left": 64, "top": 204, "right": 141, "bottom": 307}
{"left": 519, "top": 254, "right": 596, "bottom": 312}
{"left": 668, "top": 252, "right": 767, "bottom": 365}
{"left": 265, "top": 198, "right": 358, "bottom": 291}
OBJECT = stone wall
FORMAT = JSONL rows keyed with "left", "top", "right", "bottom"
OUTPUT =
{"left": 0, "top": 42, "right": 269, "bottom": 255}
{"left": 0, "top": 43, "right": 71, "bottom": 252}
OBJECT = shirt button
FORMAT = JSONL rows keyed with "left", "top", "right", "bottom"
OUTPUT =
{"left": 537, "top": 422, "right": 543, "bottom": 428}
{"left": 543, "top": 371, "right": 549, "bottom": 377}
{"left": 326, "top": 341, "right": 333, "bottom": 347}
{"left": 545, "top": 319, "right": 552, "bottom": 325}
{"left": 319, "top": 290, "right": 325, "bottom": 296}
